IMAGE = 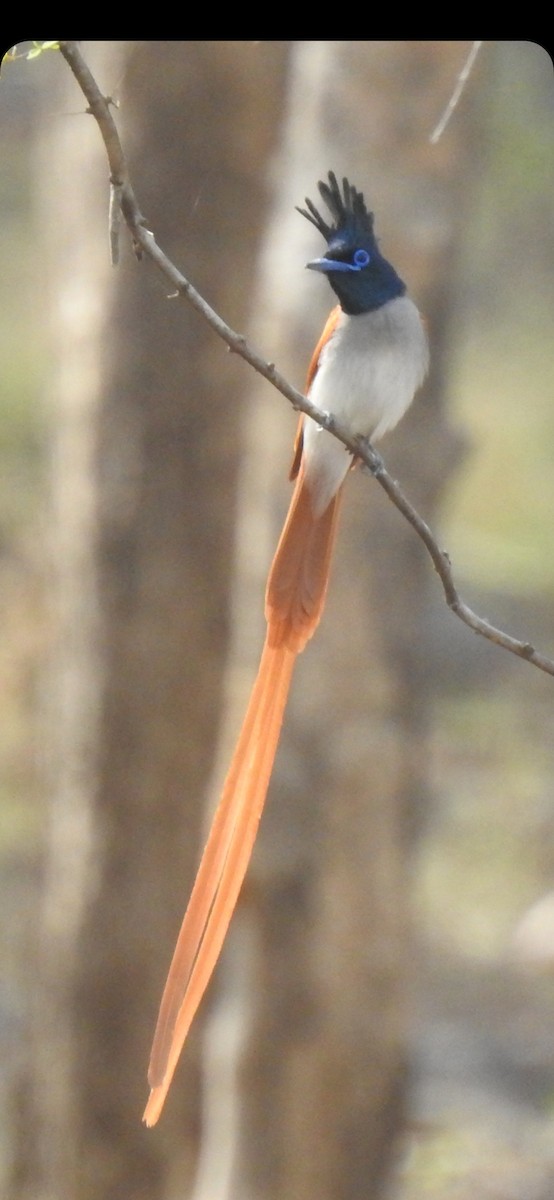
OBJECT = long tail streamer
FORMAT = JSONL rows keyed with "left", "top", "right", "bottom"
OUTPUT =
{"left": 144, "top": 465, "right": 342, "bottom": 1126}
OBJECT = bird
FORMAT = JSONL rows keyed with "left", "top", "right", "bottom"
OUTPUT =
{"left": 143, "top": 171, "right": 429, "bottom": 1126}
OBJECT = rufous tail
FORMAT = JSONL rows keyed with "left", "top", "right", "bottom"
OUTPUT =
{"left": 143, "top": 468, "right": 342, "bottom": 1126}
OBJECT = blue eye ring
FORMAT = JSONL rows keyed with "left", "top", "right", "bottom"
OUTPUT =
{"left": 353, "top": 248, "right": 370, "bottom": 268}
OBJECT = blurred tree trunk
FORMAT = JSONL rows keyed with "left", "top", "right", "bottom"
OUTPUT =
{"left": 10, "top": 36, "right": 487, "bottom": 1200}
{"left": 210, "top": 41, "right": 484, "bottom": 1200}
{"left": 11, "top": 40, "right": 288, "bottom": 1200}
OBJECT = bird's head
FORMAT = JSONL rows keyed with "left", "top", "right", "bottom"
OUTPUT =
{"left": 297, "top": 171, "right": 406, "bottom": 316}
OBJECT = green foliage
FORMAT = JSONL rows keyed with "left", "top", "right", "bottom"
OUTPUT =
{"left": 2, "top": 41, "right": 59, "bottom": 66}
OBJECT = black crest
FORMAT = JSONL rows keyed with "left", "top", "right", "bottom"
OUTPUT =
{"left": 296, "top": 171, "right": 375, "bottom": 243}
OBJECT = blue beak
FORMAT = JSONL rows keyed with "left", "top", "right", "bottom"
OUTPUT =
{"left": 306, "top": 256, "right": 359, "bottom": 274}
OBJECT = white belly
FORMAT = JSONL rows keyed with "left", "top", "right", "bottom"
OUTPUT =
{"left": 303, "top": 296, "right": 429, "bottom": 514}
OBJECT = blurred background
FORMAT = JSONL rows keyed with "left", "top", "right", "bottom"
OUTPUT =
{"left": 0, "top": 39, "right": 553, "bottom": 1200}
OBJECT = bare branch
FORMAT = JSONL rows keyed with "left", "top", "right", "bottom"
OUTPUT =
{"left": 359, "top": 442, "right": 554, "bottom": 675}
{"left": 430, "top": 41, "right": 483, "bottom": 144}
{"left": 56, "top": 41, "right": 554, "bottom": 680}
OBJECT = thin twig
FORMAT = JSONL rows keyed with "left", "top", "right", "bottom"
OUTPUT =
{"left": 430, "top": 41, "right": 483, "bottom": 144}
{"left": 108, "top": 181, "right": 122, "bottom": 265}
{"left": 57, "top": 41, "right": 554, "bottom": 680}
{"left": 361, "top": 443, "right": 554, "bottom": 674}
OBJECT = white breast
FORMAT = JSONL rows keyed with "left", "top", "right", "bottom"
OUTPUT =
{"left": 303, "top": 296, "right": 429, "bottom": 515}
